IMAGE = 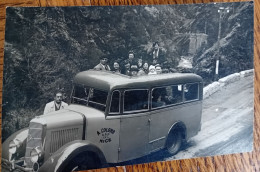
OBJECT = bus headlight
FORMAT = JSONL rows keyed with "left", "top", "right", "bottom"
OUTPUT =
{"left": 9, "top": 139, "right": 21, "bottom": 154}
{"left": 30, "top": 146, "right": 43, "bottom": 163}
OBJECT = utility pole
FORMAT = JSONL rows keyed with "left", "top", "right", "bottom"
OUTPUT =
{"left": 214, "top": 7, "right": 229, "bottom": 81}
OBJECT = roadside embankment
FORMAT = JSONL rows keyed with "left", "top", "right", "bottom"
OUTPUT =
{"left": 203, "top": 69, "right": 254, "bottom": 99}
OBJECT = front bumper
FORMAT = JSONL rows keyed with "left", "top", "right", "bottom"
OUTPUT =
{"left": 2, "top": 158, "right": 34, "bottom": 172}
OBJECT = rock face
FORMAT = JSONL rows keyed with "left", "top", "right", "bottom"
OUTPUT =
{"left": 2, "top": 2, "right": 253, "bottom": 140}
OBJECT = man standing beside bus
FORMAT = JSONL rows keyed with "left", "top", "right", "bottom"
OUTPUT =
{"left": 44, "top": 91, "right": 68, "bottom": 114}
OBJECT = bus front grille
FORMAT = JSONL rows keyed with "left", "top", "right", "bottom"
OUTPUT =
{"left": 50, "top": 128, "right": 79, "bottom": 153}
{"left": 24, "top": 122, "right": 43, "bottom": 168}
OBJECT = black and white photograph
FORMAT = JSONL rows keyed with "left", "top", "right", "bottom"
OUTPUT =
{"left": 2, "top": 2, "right": 254, "bottom": 172}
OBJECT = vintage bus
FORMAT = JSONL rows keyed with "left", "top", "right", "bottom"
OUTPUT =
{"left": 2, "top": 70, "right": 203, "bottom": 172}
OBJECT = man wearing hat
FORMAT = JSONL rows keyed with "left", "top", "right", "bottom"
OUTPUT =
{"left": 94, "top": 56, "right": 111, "bottom": 71}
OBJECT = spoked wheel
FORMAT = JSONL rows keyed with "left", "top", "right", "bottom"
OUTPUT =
{"left": 165, "top": 130, "right": 182, "bottom": 155}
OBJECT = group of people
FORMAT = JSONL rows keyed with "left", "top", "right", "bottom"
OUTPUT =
{"left": 94, "top": 42, "right": 172, "bottom": 76}
{"left": 43, "top": 42, "right": 171, "bottom": 114}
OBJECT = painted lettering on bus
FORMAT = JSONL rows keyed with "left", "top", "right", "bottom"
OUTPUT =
{"left": 97, "top": 128, "right": 115, "bottom": 143}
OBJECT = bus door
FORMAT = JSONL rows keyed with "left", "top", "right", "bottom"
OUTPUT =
{"left": 119, "top": 89, "right": 150, "bottom": 161}
{"left": 149, "top": 85, "right": 183, "bottom": 152}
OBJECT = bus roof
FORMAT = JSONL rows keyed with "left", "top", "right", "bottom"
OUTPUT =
{"left": 73, "top": 70, "right": 203, "bottom": 91}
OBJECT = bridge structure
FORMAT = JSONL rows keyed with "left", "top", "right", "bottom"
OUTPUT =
{"left": 175, "top": 33, "right": 208, "bottom": 69}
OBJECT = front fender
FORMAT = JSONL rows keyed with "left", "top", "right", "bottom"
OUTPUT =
{"left": 39, "top": 140, "right": 107, "bottom": 172}
{"left": 2, "top": 128, "right": 28, "bottom": 160}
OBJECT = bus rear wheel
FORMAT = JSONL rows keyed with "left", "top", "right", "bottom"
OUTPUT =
{"left": 165, "top": 130, "right": 182, "bottom": 155}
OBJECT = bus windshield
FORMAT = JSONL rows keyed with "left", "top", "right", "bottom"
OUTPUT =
{"left": 71, "top": 85, "right": 108, "bottom": 112}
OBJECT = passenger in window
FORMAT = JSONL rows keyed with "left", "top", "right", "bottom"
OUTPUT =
{"left": 94, "top": 56, "right": 111, "bottom": 71}
{"left": 155, "top": 87, "right": 173, "bottom": 105}
{"left": 161, "top": 86, "right": 182, "bottom": 105}
{"left": 171, "top": 86, "right": 183, "bottom": 103}
{"left": 44, "top": 91, "right": 68, "bottom": 114}
{"left": 148, "top": 65, "right": 157, "bottom": 75}
{"left": 158, "top": 95, "right": 166, "bottom": 107}
{"left": 152, "top": 90, "right": 166, "bottom": 108}
{"left": 184, "top": 84, "right": 198, "bottom": 101}
{"left": 162, "top": 86, "right": 173, "bottom": 104}
{"left": 153, "top": 95, "right": 166, "bottom": 108}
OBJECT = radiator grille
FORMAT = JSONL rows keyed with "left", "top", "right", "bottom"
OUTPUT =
{"left": 24, "top": 122, "right": 43, "bottom": 167}
{"left": 50, "top": 128, "right": 79, "bottom": 153}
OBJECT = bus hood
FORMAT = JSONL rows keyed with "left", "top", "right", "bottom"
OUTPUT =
{"left": 37, "top": 104, "right": 105, "bottom": 129}
{"left": 66, "top": 104, "right": 106, "bottom": 119}
{"left": 35, "top": 109, "right": 84, "bottom": 129}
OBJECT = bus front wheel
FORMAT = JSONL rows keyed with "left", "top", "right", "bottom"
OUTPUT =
{"left": 62, "top": 152, "right": 100, "bottom": 172}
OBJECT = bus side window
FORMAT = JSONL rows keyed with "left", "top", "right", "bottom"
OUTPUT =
{"left": 152, "top": 88, "right": 166, "bottom": 108}
{"left": 110, "top": 91, "right": 120, "bottom": 114}
{"left": 162, "top": 85, "right": 183, "bottom": 105}
{"left": 124, "top": 90, "right": 149, "bottom": 112}
{"left": 88, "top": 89, "right": 108, "bottom": 111}
{"left": 171, "top": 85, "right": 183, "bottom": 104}
{"left": 184, "top": 83, "right": 199, "bottom": 101}
{"left": 72, "top": 85, "right": 89, "bottom": 105}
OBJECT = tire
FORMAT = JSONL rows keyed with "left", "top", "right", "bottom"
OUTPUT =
{"left": 62, "top": 152, "right": 100, "bottom": 172}
{"left": 165, "top": 129, "right": 182, "bottom": 155}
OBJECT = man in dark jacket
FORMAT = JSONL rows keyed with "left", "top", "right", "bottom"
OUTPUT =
{"left": 147, "top": 41, "right": 166, "bottom": 66}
